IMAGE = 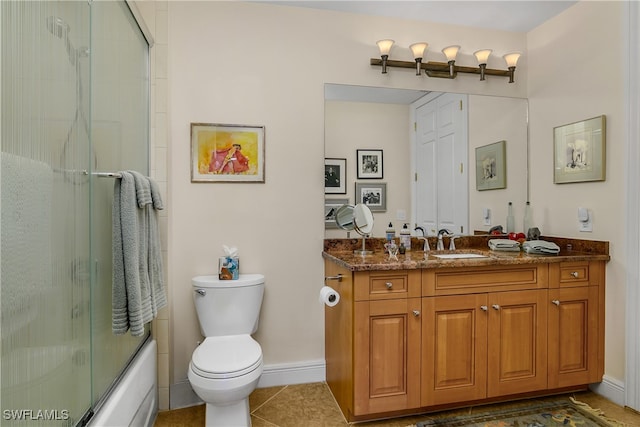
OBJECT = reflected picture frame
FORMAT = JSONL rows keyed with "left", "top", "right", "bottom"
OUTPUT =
{"left": 355, "top": 182, "right": 386, "bottom": 212}
{"left": 553, "top": 115, "right": 606, "bottom": 184}
{"left": 324, "top": 158, "right": 346, "bottom": 194}
{"left": 356, "top": 149, "right": 383, "bottom": 179}
{"left": 475, "top": 140, "right": 506, "bottom": 191}
{"left": 191, "top": 123, "right": 265, "bottom": 183}
{"left": 324, "top": 198, "right": 350, "bottom": 229}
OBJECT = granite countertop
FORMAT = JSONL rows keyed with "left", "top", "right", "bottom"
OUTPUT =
{"left": 323, "top": 235, "right": 610, "bottom": 272}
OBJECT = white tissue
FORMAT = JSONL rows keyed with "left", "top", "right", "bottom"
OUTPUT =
{"left": 223, "top": 245, "right": 239, "bottom": 257}
{"left": 319, "top": 286, "right": 340, "bottom": 307}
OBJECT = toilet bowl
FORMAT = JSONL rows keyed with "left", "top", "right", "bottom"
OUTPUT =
{"left": 188, "top": 335, "right": 263, "bottom": 426}
{"left": 188, "top": 274, "right": 265, "bottom": 427}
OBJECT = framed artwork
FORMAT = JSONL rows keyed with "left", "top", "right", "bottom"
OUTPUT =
{"left": 554, "top": 115, "right": 606, "bottom": 184}
{"left": 356, "top": 149, "right": 383, "bottom": 179}
{"left": 355, "top": 182, "right": 386, "bottom": 212}
{"left": 324, "top": 158, "right": 346, "bottom": 194}
{"left": 191, "top": 123, "right": 265, "bottom": 183}
{"left": 324, "top": 198, "right": 349, "bottom": 229}
{"left": 475, "top": 140, "right": 506, "bottom": 191}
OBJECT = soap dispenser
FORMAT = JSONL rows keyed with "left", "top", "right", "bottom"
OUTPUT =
{"left": 386, "top": 222, "right": 396, "bottom": 242}
{"left": 400, "top": 223, "right": 411, "bottom": 250}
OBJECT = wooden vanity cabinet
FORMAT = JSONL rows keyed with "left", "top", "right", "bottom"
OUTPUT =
{"left": 324, "top": 258, "right": 605, "bottom": 422}
{"left": 421, "top": 265, "right": 548, "bottom": 406}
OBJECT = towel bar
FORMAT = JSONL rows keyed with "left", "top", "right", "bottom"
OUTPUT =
{"left": 93, "top": 172, "right": 123, "bottom": 178}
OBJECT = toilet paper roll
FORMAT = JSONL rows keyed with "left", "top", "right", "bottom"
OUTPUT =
{"left": 319, "top": 286, "right": 340, "bottom": 307}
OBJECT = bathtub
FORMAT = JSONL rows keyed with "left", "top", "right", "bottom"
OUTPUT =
{"left": 89, "top": 339, "right": 158, "bottom": 427}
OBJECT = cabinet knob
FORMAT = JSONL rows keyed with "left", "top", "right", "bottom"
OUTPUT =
{"left": 412, "top": 310, "right": 420, "bottom": 317}
{"left": 570, "top": 271, "right": 579, "bottom": 278}
{"left": 385, "top": 282, "right": 393, "bottom": 289}
{"left": 492, "top": 304, "right": 500, "bottom": 310}
{"left": 552, "top": 300, "right": 560, "bottom": 306}
{"left": 480, "top": 305, "right": 488, "bottom": 312}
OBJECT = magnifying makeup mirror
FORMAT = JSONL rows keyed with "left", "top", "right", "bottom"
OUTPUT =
{"left": 335, "top": 203, "right": 374, "bottom": 255}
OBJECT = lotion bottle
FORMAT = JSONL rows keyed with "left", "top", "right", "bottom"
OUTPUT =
{"left": 506, "top": 202, "right": 515, "bottom": 233}
{"left": 400, "top": 223, "right": 411, "bottom": 250}
{"left": 386, "top": 222, "right": 396, "bottom": 242}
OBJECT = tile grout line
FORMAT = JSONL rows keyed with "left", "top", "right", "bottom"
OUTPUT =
{"left": 250, "top": 385, "right": 289, "bottom": 415}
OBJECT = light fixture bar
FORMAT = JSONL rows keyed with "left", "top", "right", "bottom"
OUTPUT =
{"left": 370, "top": 58, "right": 511, "bottom": 78}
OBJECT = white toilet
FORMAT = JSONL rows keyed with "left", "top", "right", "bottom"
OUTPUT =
{"left": 188, "top": 274, "right": 265, "bottom": 427}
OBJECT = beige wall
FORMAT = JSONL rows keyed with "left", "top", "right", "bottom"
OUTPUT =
{"left": 157, "top": 0, "right": 630, "bottom": 406}
{"left": 167, "top": 1, "right": 528, "bottom": 389}
{"left": 527, "top": 1, "right": 626, "bottom": 381}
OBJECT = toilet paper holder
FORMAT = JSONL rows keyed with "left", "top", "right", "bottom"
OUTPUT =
{"left": 324, "top": 274, "right": 342, "bottom": 283}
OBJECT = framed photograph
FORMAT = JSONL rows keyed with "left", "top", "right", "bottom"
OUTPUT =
{"left": 475, "top": 140, "right": 506, "bottom": 191}
{"left": 355, "top": 182, "right": 386, "bottom": 212}
{"left": 324, "top": 158, "right": 346, "bottom": 194}
{"left": 554, "top": 115, "right": 606, "bottom": 184}
{"left": 356, "top": 149, "right": 383, "bottom": 179}
{"left": 324, "top": 198, "right": 350, "bottom": 229}
{"left": 191, "top": 123, "right": 265, "bottom": 183}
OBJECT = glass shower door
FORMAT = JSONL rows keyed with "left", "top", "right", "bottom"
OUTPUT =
{"left": 89, "top": 0, "right": 150, "bottom": 407}
{"left": 1, "top": 1, "right": 92, "bottom": 425}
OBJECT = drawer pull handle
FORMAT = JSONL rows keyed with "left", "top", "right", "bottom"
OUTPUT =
{"left": 552, "top": 300, "right": 560, "bottom": 306}
{"left": 412, "top": 310, "right": 420, "bottom": 317}
{"left": 480, "top": 305, "right": 488, "bottom": 312}
{"left": 492, "top": 304, "right": 500, "bottom": 310}
{"left": 571, "top": 271, "right": 579, "bottom": 278}
{"left": 385, "top": 282, "right": 393, "bottom": 289}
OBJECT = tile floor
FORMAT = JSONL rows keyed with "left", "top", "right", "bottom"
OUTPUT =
{"left": 154, "top": 382, "right": 640, "bottom": 427}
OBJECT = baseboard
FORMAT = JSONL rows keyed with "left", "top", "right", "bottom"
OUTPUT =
{"left": 590, "top": 375, "right": 625, "bottom": 407}
{"left": 169, "top": 359, "right": 326, "bottom": 409}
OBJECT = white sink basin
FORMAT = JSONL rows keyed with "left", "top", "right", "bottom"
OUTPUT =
{"left": 433, "top": 253, "right": 489, "bottom": 259}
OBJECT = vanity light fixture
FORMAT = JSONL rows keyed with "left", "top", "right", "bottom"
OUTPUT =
{"left": 473, "top": 49, "right": 492, "bottom": 81}
{"left": 370, "top": 43, "right": 520, "bottom": 83}
{"left": 409, "top": 42, "right": 428, "bottom": 76}
{"left": 376, "top": 39, "right": 395, "bottom": 74}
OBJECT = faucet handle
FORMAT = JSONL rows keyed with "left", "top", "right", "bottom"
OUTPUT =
{"left": 449, "top": 235, "right": 459, "bottom": 250}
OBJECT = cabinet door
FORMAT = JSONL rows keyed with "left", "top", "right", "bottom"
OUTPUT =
{"left": 548, "top": 286, "right": 599, "bottom": 387}
{"left": 354, "top": 298, "right": 421, "bottom": 415}
{"left": 487, "top": 289, "right": 548, "bottom": 397}
{"left": 422, "top": 294, "right": 488, "bottom": 406}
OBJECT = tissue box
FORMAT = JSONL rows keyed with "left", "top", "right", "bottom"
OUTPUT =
{"left": 219, "top": 256, "right": 239, "bottom": 280}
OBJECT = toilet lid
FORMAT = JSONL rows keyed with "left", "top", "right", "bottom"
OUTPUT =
{"left": 191, "top": 335, "right": 262, "bottom": 379}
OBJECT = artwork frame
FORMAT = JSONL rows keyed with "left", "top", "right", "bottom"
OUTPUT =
{"left": 355, "top": 182, "right": 386, "bottom": 212}
{"left": 324, "top": 158, "right": 346, "bottom": 194}
{"left": 324, "top": 198, "right": 350, "bottom": 229}
{"left": 190, "top": 123, "right": 265, "bottom": 183}
{"left": 356, "top": 149, "right": 384, "bottom": 179}
{"left": 553, "top": 115, "right": 606, "bottom": 184}
{"left": 475, "top": 140, "right": 507, "bottom": 191}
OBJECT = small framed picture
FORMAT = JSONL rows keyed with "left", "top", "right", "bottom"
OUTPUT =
{"left": 324, "top": 198, "right": 350, "bottom": 229}
{"left": 475, "top": 140, "right": 506, "bottom": 191}
{"left": 355, "top": 182, "right": 386, "bottom": 212}
{"left": 356, "top": 149, "right": 383, "bottom": 179}
{"left": 324, "top": 158, "right": 346, "bottom": 194}
{"left": 553, "top": 115, "right": 606, "bottom": 184}
{"left": 191, "top": 123, "right": 265, "bottom": 183}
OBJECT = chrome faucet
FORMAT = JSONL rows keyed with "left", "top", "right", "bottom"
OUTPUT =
{"left": 414, "top": 227, "right": 430, "bottom": 252}
{"left": 437, "top": 229, "right": 453, "bottom": 251}
{"left": 449, "top": 235, "right": 459, "bottom": 250}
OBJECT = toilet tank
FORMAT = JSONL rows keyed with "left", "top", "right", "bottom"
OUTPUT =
{"left": 191, "top": 274, "right": 265, "bottom": 337}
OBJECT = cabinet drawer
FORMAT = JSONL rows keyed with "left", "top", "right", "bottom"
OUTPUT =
{"left": 354, "top": 270, "right": 421, "bottom": 301}
{"left": 550, "top": 262, "right": 591, "bottom": 288}
{"left": 423, "top": 264, "right": 547, "bottom": 296}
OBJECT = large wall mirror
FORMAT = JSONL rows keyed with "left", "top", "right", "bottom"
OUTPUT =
{"left": 324, "top": 83, "right": 529, "bottom": 238}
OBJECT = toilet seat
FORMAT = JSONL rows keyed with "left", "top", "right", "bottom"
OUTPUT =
{"left": 191, "top": 335, "right": 262, "bottom": 380}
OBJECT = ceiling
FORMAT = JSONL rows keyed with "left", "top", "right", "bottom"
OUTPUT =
{"left": 263, "top": 1, "right": 577, "bottom": 33}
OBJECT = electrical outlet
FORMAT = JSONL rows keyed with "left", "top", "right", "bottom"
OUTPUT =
{"left": 483, "top": 208, "right": 491, "bottom": 226}
{"left": 396, "top": 209, "right": 406, "bottom": 221}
